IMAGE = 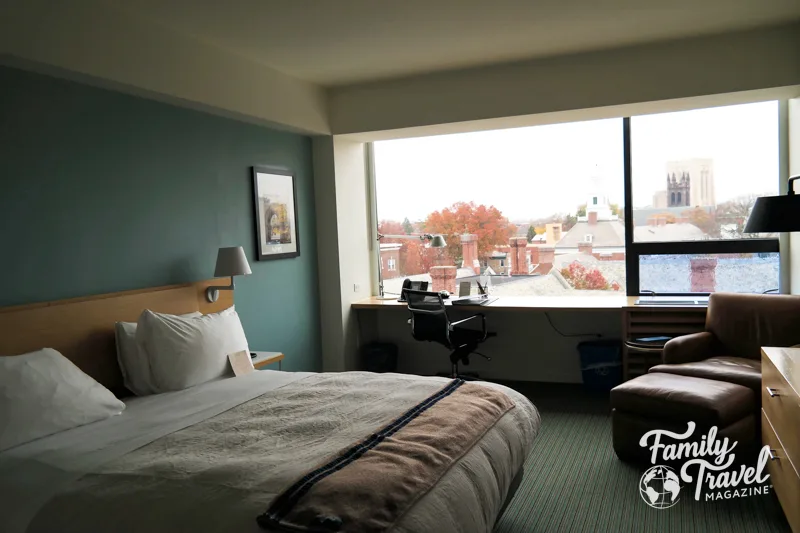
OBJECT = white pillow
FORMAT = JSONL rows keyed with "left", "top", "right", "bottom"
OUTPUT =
{"left": 0, "top": 348, "right": 125, "bottom": 452}
{"left": 115, "top": 311, "right": 201, "bottom": 396}
{"left": 136, "top": 306, "right": 249, "bottom": 393}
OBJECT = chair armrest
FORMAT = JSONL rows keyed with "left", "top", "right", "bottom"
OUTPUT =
{"left": 662, "top": 331, "right": 718, "bottom": 364}
{"left": 449, "top": 313, "right": 485, "bottom": 330}
{"left": 449, "top": 314, "right": 488, "bottom": 342}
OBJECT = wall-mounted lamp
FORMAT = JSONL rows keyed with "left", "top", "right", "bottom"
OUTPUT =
{"left": 375, "top": 233, "right": 447, "bottom": 299}
{"left": 744, "top": 175, "right": 800, "bottom": 233}
{"left": 206, "top": 246, "right": 252, "bottom": 303}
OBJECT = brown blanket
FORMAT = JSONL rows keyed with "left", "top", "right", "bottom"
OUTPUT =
{"left": 258, "top": 379, "right": 515, "bottom": 533}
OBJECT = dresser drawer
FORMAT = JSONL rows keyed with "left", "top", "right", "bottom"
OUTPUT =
{"left": 762, "top": 353, "right": 800, "bottom": 469}
{"left": 762, "top": 410, "right": 800, "bottom": 533}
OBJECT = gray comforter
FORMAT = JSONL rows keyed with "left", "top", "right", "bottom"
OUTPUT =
{"left": 21, "top": 372, "right": 540, "bottom": 533}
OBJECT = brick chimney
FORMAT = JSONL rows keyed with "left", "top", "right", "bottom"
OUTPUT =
{"left": 460, "top": 233, "right": 480, "bottom": 275}
{"left": 578, "top": 242, "right": 593, "bottom": 255}
{"left": 530, "top": 245, "right": 555, "bottom": 274}
{"left": 690, "top": 258, "right": 717, "bottom": 293}
{"left": 509, "top": 237, "right": 529, "bottom": 275}
{"left": 588, "top": 211, "right": 598, "bottom": 225}
{"left": 430, "top": 265, "right": 457, "bottom": 294}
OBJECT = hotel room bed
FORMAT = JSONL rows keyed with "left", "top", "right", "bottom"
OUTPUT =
{"left": 0, "top": 370, "right": 540, "bottom": 533}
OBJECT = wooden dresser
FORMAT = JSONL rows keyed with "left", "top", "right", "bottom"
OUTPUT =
{"left": 761, "top": 347, "right": 800, "bottom": 533}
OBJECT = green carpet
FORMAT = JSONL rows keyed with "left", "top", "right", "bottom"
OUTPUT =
{"left": 494, "top": 383, "right": 791, "bottom": 533}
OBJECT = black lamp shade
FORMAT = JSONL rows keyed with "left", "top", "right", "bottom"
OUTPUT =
{"left": 744, "top": 194, "right": 800, "bottom": 233}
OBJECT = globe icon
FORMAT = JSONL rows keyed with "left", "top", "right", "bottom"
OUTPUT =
{"left": 639, "top": 465, "right": 681, "bottom": 509}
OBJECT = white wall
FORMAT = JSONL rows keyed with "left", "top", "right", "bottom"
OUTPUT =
{"left": 0, "top": 0, "right": 329, "bottom": 134}
{"left": 790, "top": 98, "right": 800, "bottom": 294}
{"left": 312, "top": 137, "right": 374, "bottom": 371}
{"left": 329, "top": 22, "right": 800, "bottom": 135}
{"left": 361, "top": 308, "right": 622, "bottom": 383}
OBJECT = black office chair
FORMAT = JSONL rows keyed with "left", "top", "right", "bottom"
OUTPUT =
{"left": 405, "top": 289, "right": 496, "bottom": 378}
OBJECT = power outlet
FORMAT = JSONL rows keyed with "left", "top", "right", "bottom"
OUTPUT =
{"left": 353, "top": 283, "right": 361, "bottom": 293}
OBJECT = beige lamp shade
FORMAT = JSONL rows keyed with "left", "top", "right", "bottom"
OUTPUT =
{"left": 213, "top": 246, "right": 252, "bottom": 277}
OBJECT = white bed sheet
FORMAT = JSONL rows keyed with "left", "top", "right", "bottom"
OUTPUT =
{"left": 0, "top": 371, "right": 539, "bottom": 533}
{"left": 0, "top": 370, "right": 312, "bottom": 533}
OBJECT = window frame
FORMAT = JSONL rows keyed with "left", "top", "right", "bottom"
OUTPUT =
{"left": 621, "top": 117, "right": 781, "bottom": 297}
{"left": 368, "top": 105, "right": 787, "bottom": 299}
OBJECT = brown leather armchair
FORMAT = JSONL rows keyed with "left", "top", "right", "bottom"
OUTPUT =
{"left": 649, "top": 292, "right": 800, "bottom": 398}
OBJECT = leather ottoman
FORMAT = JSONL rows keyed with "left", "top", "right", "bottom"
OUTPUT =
{"left": 610, "top": 373, "right": 755, "bottom": 463}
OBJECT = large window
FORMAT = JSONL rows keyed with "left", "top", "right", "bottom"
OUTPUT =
{"left": 372, "top": 101, "right": 783, "bottom": 298}
{"left": 626, "top": 102, "right": 780, "bottom": 295}
{"left": 374, "top": 119, "right": 625, "bottom": 298}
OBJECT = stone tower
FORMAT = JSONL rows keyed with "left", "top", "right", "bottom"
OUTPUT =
{"left": 667, "top": 172, "right": 691, "bottom": 207}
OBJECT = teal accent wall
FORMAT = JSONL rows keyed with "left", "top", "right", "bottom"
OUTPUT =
{"left": 0, "top": 66, "right": 321, "bottom": 371}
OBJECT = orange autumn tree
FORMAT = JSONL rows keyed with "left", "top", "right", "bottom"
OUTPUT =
{"left": 682, "top": 207, "right": 719, "bottom": 237}
{"left": 424, "top": 202, "right": 516, "bottom": 264}
{"left": 378, "top": 219, "right": 435, "bottom": 275}
{"left": 377, "top": 220, "right": 407, "bottom": 241}
{"left": 400, "top": 240, "right": 436, "bottom": 275}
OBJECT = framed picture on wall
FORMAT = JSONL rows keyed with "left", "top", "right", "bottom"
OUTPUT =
{"left": 252, "top": 166, "right": 300, "bottom": 261}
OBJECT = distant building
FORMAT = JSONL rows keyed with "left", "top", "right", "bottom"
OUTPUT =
{"left": 581, "top": 171, "right": 617, "bottom": 222}
{"left": 557, "top": 170, "right": 624, "bottom": 258}
{"left": 379, "top": 243, "right": 401, "bottom": 279}
{"left": 632, "top": 205, "right": 713, "bottom": 226}
{"left": 666, "top": 159, "right": 715, "bottom": 207}
{"left": 652, "top": 190, "right": 668, "bottom": 209}
{"left": 544, "top": 223, "right": 562, "bottom": 245}
{"left": 667, "top": 172, "right": 691, "bottom": 207}
{"left": 486, "top": 250, "right": 509, "bottom": 275}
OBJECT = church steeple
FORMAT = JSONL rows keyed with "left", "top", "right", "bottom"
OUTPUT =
{"left": 584, "top": 165, "right": 616, "bottom": 220}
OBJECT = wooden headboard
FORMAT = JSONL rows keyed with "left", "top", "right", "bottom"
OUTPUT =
{"left": 0, "top": 279, "right": 233, "bottom": 394}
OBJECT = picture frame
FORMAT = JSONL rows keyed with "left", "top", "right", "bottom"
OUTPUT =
{"left": 252, "top": 166, "right": 300, "bottom": 261}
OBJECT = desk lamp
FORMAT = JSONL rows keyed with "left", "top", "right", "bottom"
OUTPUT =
{"left": 376, "top": 233, "right": 447, "bottom": 299}
{"left": 206, "top": 246, "right": 252, "bottom": 302}
{"left": 744, "top": 175, "right": 800, "bottom": 233}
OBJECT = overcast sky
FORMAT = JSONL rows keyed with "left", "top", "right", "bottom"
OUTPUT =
{"left": 374, "top": 101, "right": 779, "bottom": 222}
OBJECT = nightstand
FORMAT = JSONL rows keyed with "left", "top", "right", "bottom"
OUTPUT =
{"left": 251, "top": 351, "right": 285, "bottom": 370}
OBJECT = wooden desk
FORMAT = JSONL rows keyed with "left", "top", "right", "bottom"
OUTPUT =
{"left": 354, "top": 296, "right": 708, "bottom": 381}
{"left": 354, "top": 295, "right": 708, "bottom": 312}
{"left": 353, "top": 295, "right": 629, "bottom": 312}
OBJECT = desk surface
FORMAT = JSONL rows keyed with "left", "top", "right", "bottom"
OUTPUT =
{"left": 352, "top": 296, "right": 708, "bottom": 312}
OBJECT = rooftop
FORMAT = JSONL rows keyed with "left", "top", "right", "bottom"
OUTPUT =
{"left": 556, "top": 220, "right": 625, "bottom": 248}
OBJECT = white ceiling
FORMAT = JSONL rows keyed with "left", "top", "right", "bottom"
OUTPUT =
{"left": 111, "top": 0, "right": 800, "bottom": 86}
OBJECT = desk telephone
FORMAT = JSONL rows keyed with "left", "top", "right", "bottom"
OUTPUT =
{"left": 397, "top": 279, "right": 428, "bottom": 302}
{"left": 397, "top": 278, "right": 495, "bottom": 305}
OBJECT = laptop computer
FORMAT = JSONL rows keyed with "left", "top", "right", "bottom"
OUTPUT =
{"left": 451, "top": 294, "right": 498, "bottom": 306}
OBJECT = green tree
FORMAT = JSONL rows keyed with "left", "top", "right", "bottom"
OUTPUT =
{"left": 402, "top": 217, "right": 413, "bottom": 234}
{"left": 526, "top": 225, "right": 536, "bottom": 242}
{"left": 562, "top": 213, "right": 578, "bottom": 232}
{"left": 576, "top": 204, "right": 587, "bottom": 217}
